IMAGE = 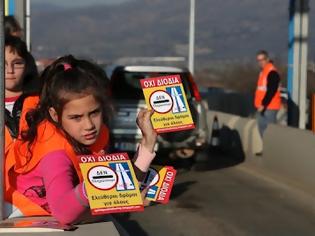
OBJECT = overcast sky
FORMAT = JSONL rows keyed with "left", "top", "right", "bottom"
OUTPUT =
{"left": 31, "top": 0, "right": 131, "bottom": 8}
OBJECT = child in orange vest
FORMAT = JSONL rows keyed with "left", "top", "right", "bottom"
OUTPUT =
{"left": 6, "top": 55, "right": 157, "bottom": 225}
{"left": 4, "top": 36, "right": 42, "bottom": 218}
{"left": 4, "top": 36, "right": 40, "bottom": 151}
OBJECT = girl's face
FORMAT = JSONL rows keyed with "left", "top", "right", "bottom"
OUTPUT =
{"left": 50, "top": 94, "right": 103, "bottom": 146}
{"left": 5, "top": 46, "right": 25, "bottom": 95}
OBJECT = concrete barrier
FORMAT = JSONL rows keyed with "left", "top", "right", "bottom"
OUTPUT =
{"left": 207, "top": 110, "right": 315, "bottom": 197}
{"left": 262, "top": 125, "right": 315, "bottom": 196}
{"left": 207, "top": 111, "right": 262, "bottom": 154}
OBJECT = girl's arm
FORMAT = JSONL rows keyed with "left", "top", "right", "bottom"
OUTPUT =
{"left": 136, "top": 109, "right": 157, "bottom": 154}
{"left": 133, "top": 109, "right": 157, "bottom": 176}
{"left": 132, "top": 143, "right": 156, "bottom": 206}
{"left": 133, "top": 143, "right": 156, "bottom": 175}
{"left": 39, "top": 150, "right": 89, "bottom": 225}
{"left": 133, "top": 109, "right": 158, "bottom": 206}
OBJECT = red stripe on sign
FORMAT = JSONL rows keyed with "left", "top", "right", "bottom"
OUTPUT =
{"left": 156, "top": 167, "right": 177, "bottom": 204}
{"left": 140, "top": 74, "right": 182, "bottom": 89}
{"left": 91, "top": 205, "right": 144, "bottom": 215}
{"left": 78, "top": 152, "right": 130, "bottom": 163}
{"left": 156, "top": 124, "right": 195, "bottom": 134}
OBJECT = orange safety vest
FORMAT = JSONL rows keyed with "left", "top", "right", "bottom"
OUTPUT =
{"left": 254, "top": 62, "right": 281, "bottom": 110}
{"left": 4, "top": 95, "right": 49, "bottom": 217}
{"left": 5, "top": 96, "right": 39, "bottom": 158}
{"left": 5, "top": 96, "right": 110, "bottom": 217}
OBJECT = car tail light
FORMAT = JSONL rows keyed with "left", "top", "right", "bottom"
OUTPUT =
{"left": 188, "top": 74, "right": 202, "bottom": 102}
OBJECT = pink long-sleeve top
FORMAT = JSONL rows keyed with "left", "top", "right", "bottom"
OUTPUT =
{"left": 15, "top": 144, "right": 155, "bottom": 224}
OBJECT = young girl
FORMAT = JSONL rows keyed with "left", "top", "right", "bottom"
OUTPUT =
{"left": 6, "top": 55, "right": 157, "bottom": 225}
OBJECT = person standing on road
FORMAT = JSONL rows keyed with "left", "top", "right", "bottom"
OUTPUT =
{"left": 255, "top": 50, "right": 281, "bottom": 146}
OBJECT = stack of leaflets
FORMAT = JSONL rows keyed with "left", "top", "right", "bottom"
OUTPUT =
{"left": 141, "top": 166, "right": 177, "bottom": 204}
{"left": 79, "top": 153, "right": 177, "bottom": 214}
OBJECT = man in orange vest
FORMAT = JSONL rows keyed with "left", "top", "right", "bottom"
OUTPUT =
{"left": 255, "top": 50, "right": 281, "bottom": 148}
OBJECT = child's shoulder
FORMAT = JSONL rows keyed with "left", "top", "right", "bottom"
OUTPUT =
{"left": 22, "top": 94, "right": 39, "bottom": 107}
{"left": 36, "top": 120, "right": 69, "bottom": 146}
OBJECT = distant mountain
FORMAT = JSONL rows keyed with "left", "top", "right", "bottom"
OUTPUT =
{"left": 31, "top": 0, "right": 131, "bottom": 10}
{"left": 31, "top": 0, "right": 315, "bottom": 68}
{"left": 31, "top": 2, "right": 64, "bottom": 13}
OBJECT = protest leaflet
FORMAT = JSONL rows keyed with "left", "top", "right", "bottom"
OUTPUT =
{"left": 79, "top": 153, "right": 144, "bottom": 215}
{"left": 141, "top": 74, "right": 195, "bottom": 133}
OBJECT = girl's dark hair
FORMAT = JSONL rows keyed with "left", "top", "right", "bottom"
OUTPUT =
{"left": 4, "top": 16, "right": 22, "bottom": 36}
{"left": 22, "top": 55, "right": 111, "bottom": 154}
{"left": 5, "top": 36, "right": 39, "bottom": 93}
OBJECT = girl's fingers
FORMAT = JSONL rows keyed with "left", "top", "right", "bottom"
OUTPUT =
{"left": 137, "top": 109, "right": 155, "bottom": 132}
{"left": 138, "top": 109, "right": 151, "bottom": 122}
{"left": 136, "top": 109, "right": 145, "bottom": 125}
{"left": 138, "top": 109, "right": 145, "bottom": 118}
{"left": 143, "top": 109, "right": 153, "bottom": 121}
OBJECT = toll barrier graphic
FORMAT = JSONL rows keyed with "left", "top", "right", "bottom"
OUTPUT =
{"left": 166, "top": 85, "right": 187, "bottom": 113}
{"left": 109, "top": 162, "right": 136, "bottom": 191}
{"left": 146, "top": 186, "right": 158, "bottom": 199}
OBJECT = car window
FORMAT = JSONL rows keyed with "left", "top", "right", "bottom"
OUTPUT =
{"left": 111, "top": 70, "right": 192, "bottom": 100}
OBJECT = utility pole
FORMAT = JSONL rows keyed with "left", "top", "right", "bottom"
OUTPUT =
{"left": 25, "top": 0, "right": 31, "bottom": 51}
{"left": 298, "top": 0, "right": 309, "bottom": 129}
{"left": 287, "top": 0, "right": 309, "bottom": 129}
{"left": 188, "top": 0, "right": 195, "bottom": 74}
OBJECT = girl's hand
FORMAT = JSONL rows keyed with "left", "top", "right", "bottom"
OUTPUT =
{"left": 136, "top": 109, "right": 157, "bottom": 153}
{"left": 141, "top": 187, "right": 152, "bottom": 207}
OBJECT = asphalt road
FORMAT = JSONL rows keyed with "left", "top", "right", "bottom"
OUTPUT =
{"left": 116, "top": 154, "right": 315, "bottom": 236}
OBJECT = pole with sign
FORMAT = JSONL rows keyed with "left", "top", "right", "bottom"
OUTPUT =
{"left": 287, "top": 0, "right": 309, "bottom": 129}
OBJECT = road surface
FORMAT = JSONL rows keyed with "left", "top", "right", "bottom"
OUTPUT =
{"left": 116, "top": 154, "right": 315, "bottom": 236}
